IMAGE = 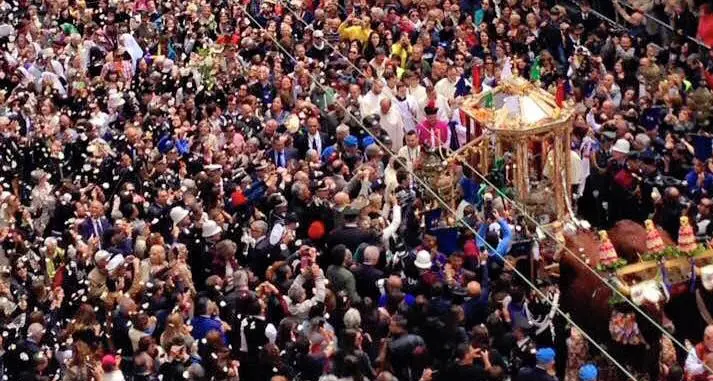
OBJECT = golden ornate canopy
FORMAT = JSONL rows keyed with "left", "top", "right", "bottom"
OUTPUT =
{"left": 454, "top": 77, "right": 575, "bottom": 221}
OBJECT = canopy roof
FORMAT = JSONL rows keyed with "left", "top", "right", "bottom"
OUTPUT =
{"left": 462, "top": 77, "right": 573, "bottom": 137}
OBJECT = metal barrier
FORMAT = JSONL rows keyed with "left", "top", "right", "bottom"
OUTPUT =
{"left": 561, "top": 0, "right": 631, "bottom": 31}
{"left": 617, "top": 0, "right": 709, "bottom": 48}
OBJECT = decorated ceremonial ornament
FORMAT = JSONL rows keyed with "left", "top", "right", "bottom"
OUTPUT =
{"left": 598, "top": 230, "right": 619, "bottom": 267}
{"left": 645, "top": 219, "right": 666, "bottom": 254}
{"left": 678, "top": 216, "right": 697, "bottom": 254}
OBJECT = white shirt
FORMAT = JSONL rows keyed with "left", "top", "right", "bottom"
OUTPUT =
{"left": 394, "top": 95, "right": 420, "bottom": 132}
{"left": 408, "top": 84, "right": 428, "bottom": 111}
{"left": 397, "top": 145, "right": 421, "bottom": 171}
{"left": 369, "top": 58, "right": 387, "bottom": 78}
{"left": 434, "top": 77, "right": 458, "bottom": 101}
{"left": 360, "top": 91, "right": 385, "bottom": 117}
{"left": 379, "top": 107, "right": 406, "bottom": 150}
{"left": 103, "top": 370, "right": 126, "bottom": 381}
{"left": 425, "top": 94, "right": 452, "bottom": 122}
{"left": 685, "top": 347, "right": 706, "bottom": 376}
{"left": 239, "top": 315, "right": 277, "bottom": 353}
{"left": 382, "top": 81, "right": 396, "bottom": 99}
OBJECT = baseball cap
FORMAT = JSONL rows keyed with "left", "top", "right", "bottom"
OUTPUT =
{"left": 101, "top": 354, "right": 117, "bottom": 370}
{"left": 579, "top": 364, "right": 598, "bottom": 381}
{"left": 536, "top": 347, "right": 556, "bottom": 364}
{"left": 344, "top": 135, "right": 359, "bottom": 148}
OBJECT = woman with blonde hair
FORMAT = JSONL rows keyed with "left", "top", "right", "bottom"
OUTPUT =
{"left": 160, "top": 312, "right": 194, "bottom": 352}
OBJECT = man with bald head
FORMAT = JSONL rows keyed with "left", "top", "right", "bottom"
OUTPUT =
{"left": 354, "top": 245, "right": 385, "bottom": 300}
{"left": 463, "top": 252, "right": 491, "bottom": 330}
{"left": 4, "top": 322, "right": 47, "bottom": 378}
{"left": 332, "top": 190, "right": 348, "bottom": 206}
{"left": 379, "top": 97, "right": 405, "bottom": 151}
{"left": 656, "top": 186, "right": 686, "bottom": 241}
{"left": 378, "top": 274, "right": 416, "bottom": 308}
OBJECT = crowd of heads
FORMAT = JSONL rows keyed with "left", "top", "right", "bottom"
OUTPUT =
{"left": 1, "top": 0, "right": 713, "bottom": 379}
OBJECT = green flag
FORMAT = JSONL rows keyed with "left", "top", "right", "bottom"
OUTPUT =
{"left": 484, "top": 91, "right": 494, "bottom": 108}
{"left": 530, "top": 56, "right": 541, "bottom": 81}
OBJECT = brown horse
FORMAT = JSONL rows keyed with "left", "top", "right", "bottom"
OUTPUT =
{"left": 558, "top": 220, "right": 675, "bottom": 379}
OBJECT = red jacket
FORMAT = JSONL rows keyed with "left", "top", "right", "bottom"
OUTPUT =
{"left": 614, "top": 168, "right": 635, "bottom": 190}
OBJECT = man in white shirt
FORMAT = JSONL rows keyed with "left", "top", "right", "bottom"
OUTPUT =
{"left": 434, "top": 65, "right": 459, "bottom": 102}
{"left": 393, "top": 82, "right": 420, "bottom": 133}
{"left": 397, "top": 131, "right": 421, "bottom": 171}
{"left": 382, "top": 71, "right": 399, "bottom": 99}
{"left": 378, "top": 98, "right": 406, "bottom": 150}
{"left": 406, "top": 72, "right": 428, "bottom": 113}
{"left": 360, "top": 80, "right": 386, "bottom": 118}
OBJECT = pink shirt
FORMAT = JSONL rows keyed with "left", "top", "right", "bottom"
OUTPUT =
{"left": 417, "top": 120, "right": 449, "bottom": 149}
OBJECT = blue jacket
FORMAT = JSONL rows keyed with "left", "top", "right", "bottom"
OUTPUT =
{"left": 191, "top": 315, "right": 227, "bottom": 344}
{"left": 79, "top": 216, "right": 112, "bottom": 242}
{"left": 460, "top": 176, "right": 480, "bottom": 206}
{"left": 685, "top": 170, "right": 713, "bottom": 200}
{"left": 476, "top": 219, "right": 512, "bottom": 266}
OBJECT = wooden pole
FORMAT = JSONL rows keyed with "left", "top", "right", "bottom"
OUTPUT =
{"left": 515, "top": 138, "right": 529, "bottom": 202}
{"left": 553, "top": 134, "right": 565, "bottom": 219}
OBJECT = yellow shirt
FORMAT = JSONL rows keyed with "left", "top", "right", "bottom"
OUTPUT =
{"left": 338, "top": 22, "right": 371, "bottom": 44}
{"left": 391, "top": 43, "right": 412, "bottom": 68}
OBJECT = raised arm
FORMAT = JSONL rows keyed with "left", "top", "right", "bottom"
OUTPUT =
{"left": 496, "top": 217, "right": 513, "bottom": 258}
{"left": 613, "top": 0, "right": 635, "bottom": 24}
{"left": 312, "top": 266, "right": 326, "bottom": 303}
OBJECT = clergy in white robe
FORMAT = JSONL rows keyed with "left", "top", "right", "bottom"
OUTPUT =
{"left": 393, "top": 83, "right": 420, "bottom": 133}
{"left": 378, "top": 98, "right": 406, "bottom": 150}
{"left": 360, "top": 81, "right": 386, "bottom": 118}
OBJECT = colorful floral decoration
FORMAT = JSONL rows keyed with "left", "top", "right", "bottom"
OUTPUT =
{"left": 678, "top": 216, "right": 698, "bottom": 254}
{"left": 645, "top": 219, "right": 666, "bottom": 254}
{"left": 609, "top": 311, "right": 644, "bottom": 345}
{"left": 598, "top": 230, "right": 619, "bottom": 267}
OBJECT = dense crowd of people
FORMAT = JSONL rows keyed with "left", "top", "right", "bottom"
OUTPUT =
{"left": 3, "top": 0, "right": 713, "bottom": 379}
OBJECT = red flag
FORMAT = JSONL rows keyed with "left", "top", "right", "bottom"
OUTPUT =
{"left": 472, "top": 64, "right": 482, "bottom": 93}
{"left": 555, "top": 80, "right": 565, "bottom": 107}
{"left": 460, "top": 109, "right": 471, "bottom": 141}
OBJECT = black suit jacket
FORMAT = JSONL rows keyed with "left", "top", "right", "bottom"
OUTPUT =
{"left": 327, "top": 225, "right": 378, "bottom": 254}
{"left": 246, "top": 237, "right": 276, "bottom": 279}
{"left": 516, "top": 367, "right": 557, "bottom": 381}
{"left": 354, "top": 264, "right": 384, "bottom": 300}
{"left": 571, "top": 11, "right": 598, "bottom": 33}
{"left": 296, "top": 132, "right": 332, "bottom": 156}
